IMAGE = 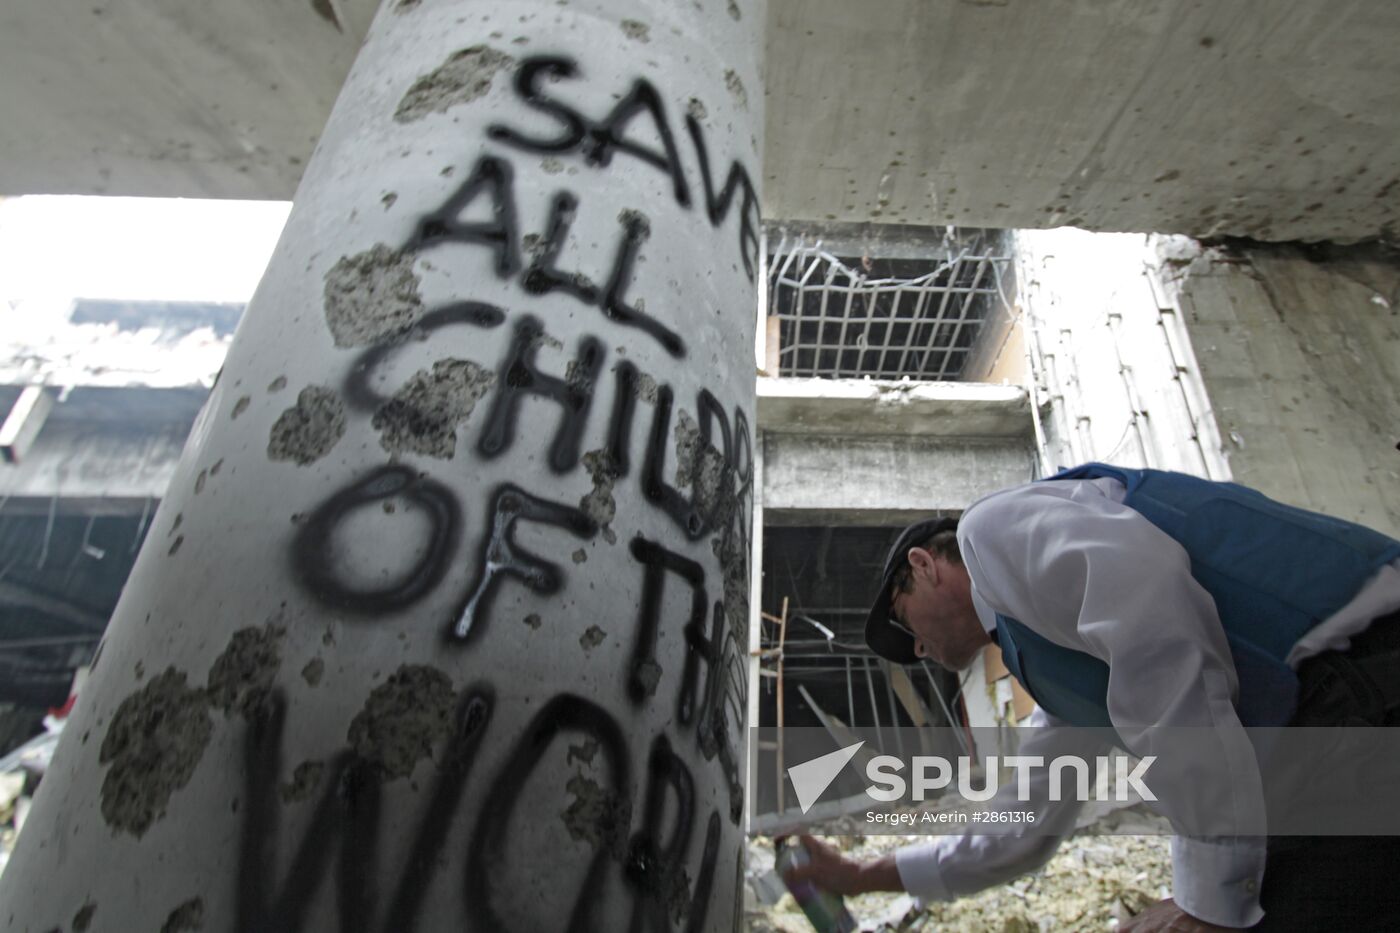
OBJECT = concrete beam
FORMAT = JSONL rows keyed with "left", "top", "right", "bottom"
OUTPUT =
{"left": 0, "top": 387, "right": 54, "bottom": 464}
{"left": 762, "top": 432, "right": 1033, "bottom": 522}
{"left": 757, "top": 377, "right": 1032, "bottom": 438}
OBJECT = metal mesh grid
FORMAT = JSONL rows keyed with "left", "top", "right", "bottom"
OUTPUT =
{"left": 766, "top": 230, "right": 1011, "bottom": 380}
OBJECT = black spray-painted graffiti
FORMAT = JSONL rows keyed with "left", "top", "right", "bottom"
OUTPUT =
{"left": 453, "top": 483, "right": 597, "bottom": 641}
{"left": 273, "top": 47, "right": 761, "bottom": 932}
{"left": 238, "top": 688, "right": 495, "bottom": 932}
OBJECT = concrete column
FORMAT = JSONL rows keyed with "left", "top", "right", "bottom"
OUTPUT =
{"left": 0, "top": 1, "right": 764, "bottom": 930}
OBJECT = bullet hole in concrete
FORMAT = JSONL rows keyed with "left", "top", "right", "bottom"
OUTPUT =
{"left": 523, "top": 613, "right": 542, "bottom": 630}
{"left": 206, "top": 623, "right": 285, "bottom": 717}
{"left": 194, "top": 470, "right": 207, "bottom": 494}
{"left": 633, "top": 659, "right": 663, "bottom": 699}
{"left": 268, "top": 375, "right": 288, "bottom": 393}
{"left": 279, "top": 760, "right": 326, "bottom": 803}
{"left": 727, "top": 0, "right": 742, "bottom": 19}
{"left": 324, "top": 244, "right": 424, "bottom": 348}
{"left": 372, "top": 359, "right": 496, "bottom": 459}
{"left": 541, "top": 157, "right": 565, "bottom": 175}
{"left": 73, "top": 903, "right": 97, "bottom": 931}
{"left": 394, "top": 0, "right": 421, "bottom": 12}
{"left": 572, "top": 548, "right": 588, "bottom": 564}
{"left": 168, "top": 535, "right": 184, "bottom": 556}
{"left": 159, "top": 896, "right": 204, "bottom": 933}
{"left": 567, "top": 738, "right": 598, "bottom": 766}
{"left": 579, "top": 625, "right": 605, "bottom": 650}
{"left": 347, "top": 664, "right": 456, "bottom": 780}
{"left": 267, "top": 385, "right": 346, "bottom": 466}
{"left": 1199, "top": 36, "right": 1216, "bottom": 48}
{"left": 724, "top": 69, "right": 747, "bottom": 110}
{"left": 231, "top": 396, "right": 251, "bottom": 419}
{"left": 135, "top": 661, "right": 145, "bottom": 681}
{"left": 687, "top": 97, "right": 708, "bottom": 122}
{"left": 620, "top": 19, "right": 650, "bottom": 42}
{"left": 561, "top": 774, "right": 630, "bottom": 855}
{"left": 1154, "top": 169, "right": 1181, "bottom": 183}
{"left": 211, "top": 459, "right": 224, "bottom": 477}
{"left": 99, "top": 668, "right": 213, "bottom": 837}
{"left": 394, "top": 46, "right": 514, "bottom": 124}
{"left": 579, "top": 449, "right": 620, "bottom": 544}
{"left": 302, "top": 657, "right": 325, "bottom": 687}
{"left": 381, "top": 192, "right": 398, "bottom": 210}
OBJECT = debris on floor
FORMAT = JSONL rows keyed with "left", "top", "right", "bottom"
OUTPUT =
{"left": 746, "top": 810, "right": 1172, "bottom": 932}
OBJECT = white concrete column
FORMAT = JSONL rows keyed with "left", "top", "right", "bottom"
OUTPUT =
{"left": 0, "top": 1, "right": 764, "bottom": 930}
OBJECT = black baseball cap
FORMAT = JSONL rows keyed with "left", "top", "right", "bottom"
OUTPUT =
{"left": 864, "top": 517, "right": 960, "bottom": 664}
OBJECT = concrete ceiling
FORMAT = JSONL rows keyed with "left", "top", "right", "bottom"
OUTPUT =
{"left": 3, "top": 0, "right": 1398, "bottom": 241}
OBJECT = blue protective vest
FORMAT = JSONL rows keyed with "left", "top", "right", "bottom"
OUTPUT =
{"left": 992, "top": 463, "right": 1400, "bottom": 728}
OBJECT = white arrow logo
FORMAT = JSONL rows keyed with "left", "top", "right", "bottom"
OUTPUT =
{"left": 787, "top": 741, "right": 865, "bottom": 814}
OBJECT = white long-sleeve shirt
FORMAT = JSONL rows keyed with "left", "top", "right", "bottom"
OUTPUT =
{"left": 894, "top": 477, "right": 1400, "bottom": 927}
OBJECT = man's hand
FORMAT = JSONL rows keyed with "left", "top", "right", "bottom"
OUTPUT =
{"left": 1119, "top": 898, "right": 1240, "bottom": 932}
{"left": 778, "top": 835, "right": 903, "bottom": 896}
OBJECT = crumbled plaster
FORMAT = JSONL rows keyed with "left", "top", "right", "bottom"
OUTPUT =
{"left": 323, "top": 244, "right": 424, "bottom": 348}
{"left": 347, "top": 665, "right": 456, "bottom": 779}
{"left": 267, "top": 385, "right": 346, "bottom": 465}
{"left": 279, "top": 760, "right": 326, "bottom": 803}
{"left": 372, "top": 359, "right": 495, "bottom": 458}
{"left": 579, "top": 449, "right": 620, "bottom": 544}
{"left": 206, "top": 623, "right": 285, "bottom": 717}
{"left": 99, "top": 668, "right": 213, "bottom": 837}
{"left": 394, "top": 46, "right": 514, "bottom": 124}
{"left": 560, "top": 774, "right": 630, "bottom": 856}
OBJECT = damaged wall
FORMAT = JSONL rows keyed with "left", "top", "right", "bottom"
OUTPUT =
{"left": 1166, "top": 240, "right": 1400, "bottom": 535}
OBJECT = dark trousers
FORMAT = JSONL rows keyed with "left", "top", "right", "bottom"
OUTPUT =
{"left": 1252, "top": 609, "right": 1400, "bottom": 932}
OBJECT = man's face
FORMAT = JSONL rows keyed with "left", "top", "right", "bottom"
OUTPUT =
{"left": 889, "top": 552, "right": 983, "bottom": 671}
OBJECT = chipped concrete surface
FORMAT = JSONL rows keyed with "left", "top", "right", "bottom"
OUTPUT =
{"left": 620, "top": 20, "right": 650, "bottom": 43}
{"left": 673, "top": 410, "right": 700, "bottom": 488}
{"left": 567, "top": 738, "right": 598, "bottom": 766}
{"left": 394, "top": 46, "right": 513, "bottom": 124}
{"left": 560, "top": 774, "right": 629, "bottom": 856}
{"left": 371, "top": 358, "right": 495, "bottom": 458}
{"left": 687, "top": 98, "right": 708, "bottom": 122}
{"left": 279, "top": 760, "right": 326, "bottom": 803}
{"left": 571, "top": 548, "right": 588, "bottom": 564}
{"left": 267, "top": 385, "right": 346, "bottom": 465}
{"left": 633, "top": 659, "right": 662, "bottom": 699}
{"left": 523, "top": 612, "right": 542, "bottom": 630}
{"left": 347, "top": 665, "right": 456, "bottom": 779}
{"left": 99, "top": 668, "right": 213, "bottom": 837}
{"left": 634, "top": 371, "right": 660, "bottom": 404}
{"left": 206, "top": 623, "right": 285, "bottom": 717}
{"left": 724, "top": 69, "right": 747, "bottom": 109}
{"left": 301, "top": 657, "right": 325, "bottom": 686}
{"left": 160, "top": 896, "right": 204, "bottom": 933}
{"left": 579, "top": 449, "right": 620, "bottom": 544}
{"left": 231, "top": 395, "right": 251, "bottom": 419}
{"left": 268, "top": 375, "right": 288, "bottom": 393}
{"left": 323, "top": 244, "right": 424, "bottom": 348}
{"left": 579, "top": 625, "right": 605, "bottom": 650}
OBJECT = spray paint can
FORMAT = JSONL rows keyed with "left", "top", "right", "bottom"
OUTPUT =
{"left": 775, "top": 838, "right": 859, "bottom": 933}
